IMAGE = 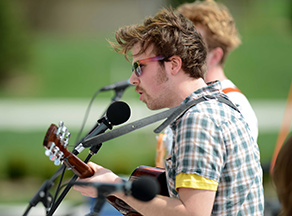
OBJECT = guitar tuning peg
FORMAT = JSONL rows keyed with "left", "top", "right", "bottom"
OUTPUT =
{"left": 45, "top": 142, "right": 55, "bottom": 157}
{"left": 45, "top": 149, "right": 51, "bottom": 157}
{"left": 49, "top": 146, "right": 59, "bottom": 161}
{"left": 56, "top": 122, "right": 66, "bottom": 137}
{"left": 57, "top": 126, "right": 68, "bottom": 142}
{"left": 64, "top": 132, "right": 71, "bottom": 147}
{"left": 56, "top": 127, "right": 62, "bottom": 137}
{"left": 49, "top": 154, "right": 56, "bottom": 161}
{"left": 54, "top": 159, "right": 61, "bottom": 166}
{"left": 54, "top": 152, "right": 64, "bottom": 166}
{"left": 63, "top": 127, "right": 68, "bottom": 137}
{"left": 58, "top": 121, "right": 64, "bottom": 127}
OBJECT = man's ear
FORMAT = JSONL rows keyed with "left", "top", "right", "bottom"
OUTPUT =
{"left": 168, "top": 55, "right": 182, "bottom": 76}
{"left": 208, "top": 47, "right": 223, "bottom": 66}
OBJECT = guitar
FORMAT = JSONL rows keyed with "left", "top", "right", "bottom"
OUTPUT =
{"left": 107, "top": 166, "right": 169, "bottom": 216}
{"left": 43, "top": 122, "right": 94, "bottom": 178}
{"left": 43, "top": 122, "right": 169, "bottom": 215}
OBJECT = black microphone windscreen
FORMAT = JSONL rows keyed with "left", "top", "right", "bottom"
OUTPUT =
{"left": 131, "top": 176, "right": 160, "bottom": 202}
{"left": 106, "top": 101, "right": 131, "bottom": 126}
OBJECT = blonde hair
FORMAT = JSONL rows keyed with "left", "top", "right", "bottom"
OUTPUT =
{"left": 177, "top": 0, "right": 241, "bottom": 64}
{"left": 110, "top": 8, "right": 207, "bottom": 79}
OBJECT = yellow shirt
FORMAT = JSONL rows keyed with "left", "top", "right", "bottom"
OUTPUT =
{"left": 176, "top": 172, "right": 218, "bottom": 191}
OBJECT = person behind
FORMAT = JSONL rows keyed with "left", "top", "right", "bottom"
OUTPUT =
{"left": 155, "top": 0, "right": 259, "bottom": 168}
{"left": 74, "top": 8, "right": 264, "bottom": 215}
{"left": 177, "top": 0, "right": 258, "bottom": 141}
{"left": 273, "top": 134, "right": 292, "bottom": 216}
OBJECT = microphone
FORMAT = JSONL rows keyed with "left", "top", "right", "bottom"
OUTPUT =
{"left": 74, "top": 176, "right": 159, "bottom": 202}
{"left": 74, "top": 101, "right": 131, "bottom": 154}
{"left": 86, "top": 101, "right": 131, "bottom": 139}
{"left": 100, "top": 79, "right": 133, "bottom": 92}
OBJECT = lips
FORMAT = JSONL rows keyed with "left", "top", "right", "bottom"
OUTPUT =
{"left": 135, "top": 87, "right": 144, "bottom": 101}
{"left": 138, "top": 91, "right": 143, "bottom": 101}
{"left": 135, "top": 86, "right": 142, "bottom": 94}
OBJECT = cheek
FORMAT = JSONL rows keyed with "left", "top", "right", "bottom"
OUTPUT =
{"left": 156, "top": 66, "right": 169, "bottom": 84}
{"left": 147, "top": 71, "right": 169, "bottom": 101}
{"left": 140, "top": 66, "right": 169, "bottom": 96}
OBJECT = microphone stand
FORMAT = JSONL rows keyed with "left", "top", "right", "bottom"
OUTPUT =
{"left": 82, "top": 88, "right": 125, "bottom": 215}
{"left": 46, "top": 141, "right": 103, "bottom": 216}
{"left": 85, "top": 187, "right": 108, "bottom": 216}
{"left": 46, "top": 88, "right": 126, "bottom": 215}
{"left": 101, "top": 88, "right": 125, "bottom": 117}
{"left": 112, "top": 88, "right": 125, "bottom": 102}
{"left": 46, "top": 115, "right": 113, "bottom": 216}
{"left": 23, "top": 86, "right": 127, "bottom": 216}
{"left": 22, "top": 165, "right": 66, "bottom": 216}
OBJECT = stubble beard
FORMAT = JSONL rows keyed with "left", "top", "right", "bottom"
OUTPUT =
{"left": 143, "top": 67, "right": 169, "bottom": 110}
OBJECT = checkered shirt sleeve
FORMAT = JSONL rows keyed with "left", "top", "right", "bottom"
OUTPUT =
{"left": 165, "top": 90, "right": 264, "bottom": 215}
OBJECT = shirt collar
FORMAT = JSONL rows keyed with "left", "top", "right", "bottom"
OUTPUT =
{"left": 182, "top": 80, "right": 222, "bottom": 104}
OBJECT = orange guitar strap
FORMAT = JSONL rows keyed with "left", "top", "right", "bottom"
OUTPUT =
{"left": 155, "top": 133, "right": 167, "bottom": 168}
{"left": 270, "top": 81, "right": 292, "bottom": 176}
{"left": 222, "top": 87, "right": 241, "bottom": 94}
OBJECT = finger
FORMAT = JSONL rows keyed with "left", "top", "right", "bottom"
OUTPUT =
{"left": 73, "top": 185, "right": 97, "bottom": 197}
{"left": 87, "top": 162, "right": 104, "bottom": 172}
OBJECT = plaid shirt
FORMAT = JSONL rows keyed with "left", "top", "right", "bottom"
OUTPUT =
{"left": 165, "top": 81, "right": 264, "bottom": 215}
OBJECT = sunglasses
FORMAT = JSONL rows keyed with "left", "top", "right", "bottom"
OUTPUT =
{"left": 132, "top": 56, "right": 166, "bottom": 77}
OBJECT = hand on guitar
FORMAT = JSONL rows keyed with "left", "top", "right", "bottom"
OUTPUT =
{"left": 43, "top": 122, "right": 166, "bottom": 215}
{"left": 73, "top": 162, "right": 123, "bottom": 198}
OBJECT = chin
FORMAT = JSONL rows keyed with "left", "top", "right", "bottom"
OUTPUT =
{"left": 146, "top": 102, "right": 164, "bottom": 111}
{"left": 145, "top": 103, "right": 155, "bottom": 110}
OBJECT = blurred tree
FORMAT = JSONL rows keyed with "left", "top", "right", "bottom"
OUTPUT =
{"left": 166, "top": 0, "right": 253, "bottom": 30}
{"left": 289, "top": 0, "right": 292, "bottom": 28}
{"left": 168, "top": 0, "right": 194, "bottom": 8}
{"left": 0, "top": 0, "right": 31, "bottom": 82}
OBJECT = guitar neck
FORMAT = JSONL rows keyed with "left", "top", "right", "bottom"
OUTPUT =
{"left": 43, "top": 124, "right": 94, "bottom": 178}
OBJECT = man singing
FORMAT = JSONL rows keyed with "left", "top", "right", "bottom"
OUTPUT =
{"left": 74, "top": 8, "right": 264, "bottom": 215}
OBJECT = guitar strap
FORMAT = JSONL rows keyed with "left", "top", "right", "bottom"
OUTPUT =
{"left": 82, "top": 95, "right": 239, "bottom": 148}
{"left": 222, "top": 87, "right": 241, "bottom": 94}
{"left": 154, "top": 95, "right": 238, "bottom": 133}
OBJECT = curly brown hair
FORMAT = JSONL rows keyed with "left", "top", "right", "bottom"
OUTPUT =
{"left": 177, "top": 0, "right": 241, "bottom": 64}
{"left": 109, "top": 8, "right": 207, "bottom": 79}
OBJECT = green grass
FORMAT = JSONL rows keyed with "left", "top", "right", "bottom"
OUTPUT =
{"left": 0, "top": 128, "right": 157, "bottom": 179}
{"left": 0, "top": 130, "right": 279, "bottom": 179}
{"left": 0, "top": 129, "right": 281, "bottom": 202}
{"left": 0, "top": 128, "right": 158, "bottom": 202}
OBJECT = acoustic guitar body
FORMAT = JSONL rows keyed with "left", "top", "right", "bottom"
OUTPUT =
{"left": 107, "top": 166, "right": 169, "bottom": 216}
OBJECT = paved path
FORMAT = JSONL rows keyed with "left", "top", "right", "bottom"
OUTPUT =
{"left": 0, "top": 98, "right": 290, "bottom": 132}
{"left": 0, "top": 99, "right": 156, "bottom": 132}
{"left": 0, "top": 201, "right": 122, "bottom": 216}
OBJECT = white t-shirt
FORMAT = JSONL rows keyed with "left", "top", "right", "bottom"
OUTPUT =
{"left": 220, "top": 79, "right": 258, "bottom": 142}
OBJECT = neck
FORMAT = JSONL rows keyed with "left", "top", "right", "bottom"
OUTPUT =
{"left": 168, "top": 77, "right": 207, "bottom": 108}
{"left": 204, "top": 64, "right": 228, "bottom": 83}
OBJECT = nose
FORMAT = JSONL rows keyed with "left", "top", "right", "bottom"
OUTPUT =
{"left": 129, "top": 71, "right": 139, "bottom": 86}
